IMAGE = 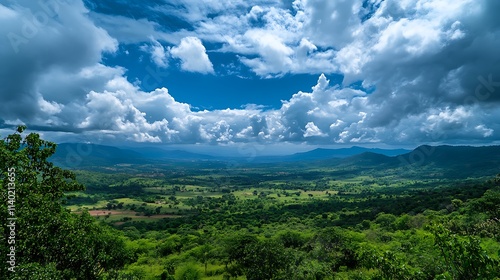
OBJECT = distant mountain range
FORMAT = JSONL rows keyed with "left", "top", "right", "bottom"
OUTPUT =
{"left": 50, "top": 143, "right": 408, "bottom": 166}
{"left": 252, "top": 147, "right": 410, "bottom": 163}
{"left": 49, "top": 143, "right": 500, "bottom": 178}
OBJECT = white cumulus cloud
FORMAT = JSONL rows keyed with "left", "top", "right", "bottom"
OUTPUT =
{"left": 170, "top": 37, "right": 214, "bottom": 74}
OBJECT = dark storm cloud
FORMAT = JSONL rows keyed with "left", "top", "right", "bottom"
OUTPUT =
{"left": 0, "top": 0, "right": 116, "bottom": 123}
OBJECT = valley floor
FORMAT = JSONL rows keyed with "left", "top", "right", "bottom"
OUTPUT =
{"left": 65, "top": 163, "right": 500, "bottom": 280}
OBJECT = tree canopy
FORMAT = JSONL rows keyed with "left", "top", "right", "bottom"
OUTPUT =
{"left": 0, "top": 126, "right": 133, "bottom": 279}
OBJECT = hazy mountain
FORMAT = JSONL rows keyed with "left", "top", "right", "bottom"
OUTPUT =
{"left": 337, "top": 152, "right": 399, "bottom": 167}
{"left": 51, "top": 143, "right": 410, "bottom": 166}
{"left": 50, "top": 143, "right": 147, "bottom": 167}
{"left": 293, "top": 146, "right": 408, "bottom": 158}
{"left": 49, "top": 143, "right": 500, "bottom": 178}
{"left": 51, "top": 143, "right": 217, "bottom": 167}
{"left": 252, "top": 146, "right": 410, "bottom": 162}
{"left": 122, "top": 146, "right": 214, "bottom": 160}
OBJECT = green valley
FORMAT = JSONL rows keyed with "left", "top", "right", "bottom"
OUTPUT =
{"left": 1, "top": 129, "right": 499, "bottom": 279}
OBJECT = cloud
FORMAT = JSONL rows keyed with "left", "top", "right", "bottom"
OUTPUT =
{"left": 304, "top": 122, "right": 327, "bottom": 137}
{"left": 1, "top": 0, "right": 500, "bottom": 147}
{"left": 2, "top": 65, "right": 499, "bottom": 146}
{"left": 75, "top": 0, "right": 500, "bottom": 86}
{"left": 169, "top": 37, "right": 214, "bottom": 74}
{"left": 328, "top": 0, "right": 500, "bottom": 131}
{"left": 0, "top": 0, "right": 117, "bottom": 122}
{"left": 147, "top": 1, "right": 338, "bottom": 77}
{"left": 301, "top": 0, "right": 362, "bottom": 48}
{"left": 153, "top": 0, "right": 262, "bottom": 23}
{"left": 239, "top": 30, "right": 294, "bottom": 77}
{"left": 141, "top": 39, "right": 169, "bottom": 68}
{"left": 88, "top": 12, "right": 178, "bottom": 44}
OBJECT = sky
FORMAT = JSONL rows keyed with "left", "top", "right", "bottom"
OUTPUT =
{"left": 1, "top": 0, "right": 500, "bottom": 155}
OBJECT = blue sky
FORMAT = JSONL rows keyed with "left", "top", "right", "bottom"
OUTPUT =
{"left": 103, "top": 45, "right": 333, "bottom": 110}
{"left": 1, "top": 0, "right": 500, "bottom": 155}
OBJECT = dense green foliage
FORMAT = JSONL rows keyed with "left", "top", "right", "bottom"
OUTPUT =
{"left": 0, "top": 127, "right": 134, "bottom": 279}
{"left": 68, "top": 162, "right": 499, "bottom": 279}
{"left": 1, "top": 128, "right": 500, "bottom": 279}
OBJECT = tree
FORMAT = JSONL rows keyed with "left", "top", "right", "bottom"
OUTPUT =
{"left": 197, "top": 244, "right": 213, "bottom": 275}
{"left": 0, "top": 127, "right": 134, "bottom": 279}
{"left": 241, "top": 239, "right": 293, "bottom": 280}
{"left": 469, "top": 189, "right": 500, "bottom": 217}
{"left": 224, "top": 234, "right": 258, "bottom": 266}
{"left": 309, "top": 227, "right": 359, "bottom": 270}
{"left": 174, "top": 263, "right": 201, "bottom": 280}
{"left": 360, "top": 248, "right": 421, "bottom": 280}
{"left": 431, "top": 224, "right": 499, "bottom": 280}
{"left": 277, "top": 231, "right": 307, "bottom": 249}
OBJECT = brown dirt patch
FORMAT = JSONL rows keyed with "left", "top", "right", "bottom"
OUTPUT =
{"left": 84, "top": 210, "right": 181, "bottom": 218}
{"left": 87, "top": 210, "right": 136, "bottom": 216}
